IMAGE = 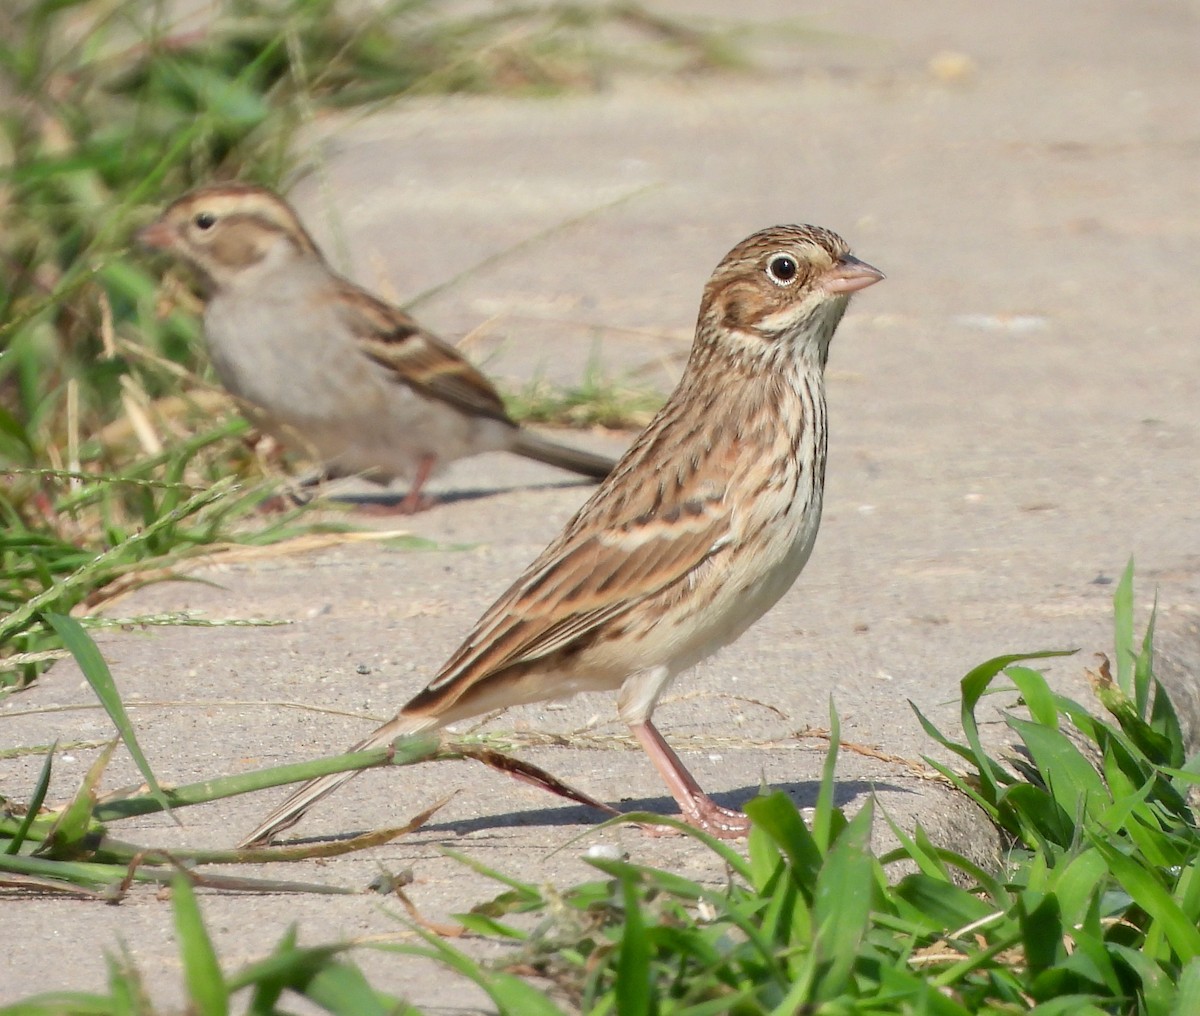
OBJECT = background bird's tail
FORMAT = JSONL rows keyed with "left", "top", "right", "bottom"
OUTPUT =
{"left": 239, "top": 713, "right": 437, "bottom": 847}
{"left": 511, "top": 429, "right": 616, "bottom": 480}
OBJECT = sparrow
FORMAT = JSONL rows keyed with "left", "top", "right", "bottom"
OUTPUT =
{"left": 138, "top": 184, "right": 616, "bottom": 512}
{"left": 241, "top": 223, "right": 883, "bottom": 844}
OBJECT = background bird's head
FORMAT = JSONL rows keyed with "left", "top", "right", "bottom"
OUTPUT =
{"left": 138, "top": 184, "right": 323, "bottom": 292}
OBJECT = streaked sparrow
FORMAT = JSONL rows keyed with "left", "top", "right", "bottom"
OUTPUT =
{"left": 241, "top": 223, "right": 883, "bottom": 843}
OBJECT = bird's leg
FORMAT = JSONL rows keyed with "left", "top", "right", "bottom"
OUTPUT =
{"left": 628, "top": 719, "right": 749, "bottom": 839}
{"left": 358, "top": 455, "right": 440, "bottom": 514}
{"left": 397, "top": 453, "right": 438, "bottom": 514}
{"left": 255, "top": 467, "right": 323, "bottom": 514}
{"left": 288, "top": 465, "right": 329, "bottom": 502}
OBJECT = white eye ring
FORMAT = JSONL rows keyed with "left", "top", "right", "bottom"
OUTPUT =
{"left": 765, "top": 252, "right": 799, "bottom": 286}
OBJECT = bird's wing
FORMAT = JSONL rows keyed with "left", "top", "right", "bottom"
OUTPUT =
{"left": 333, "top": 281, "right": 514, "bottom": 424}
{"left": 405, "top": 417, "right": 739, "bottom": 710}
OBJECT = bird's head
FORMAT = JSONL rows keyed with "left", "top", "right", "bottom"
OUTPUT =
{"left": 138, "top": 183, "right": 322, "bottom": 291}
{"left": 698, "top": 224, "right": 883, "bottom": 370}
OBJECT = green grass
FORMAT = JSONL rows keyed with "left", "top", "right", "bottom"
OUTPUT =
{"left": 4, "top": 562, "right": 1198, "bottom": 1014}
{"left": 0, "top": 436, "right": 321, "bottom": 688}
{"left": 504, "top": 356, "right": 665, "bottom": 431}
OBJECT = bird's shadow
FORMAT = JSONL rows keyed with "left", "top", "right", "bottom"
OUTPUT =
{"left": 270, "top": 778, "right": 907, "bottom": 848}
{"left": 323, "top": 477, "right": 596, "bottom": 511}
{"left": 415, "top": 778, "right": 903, "bottom": 837}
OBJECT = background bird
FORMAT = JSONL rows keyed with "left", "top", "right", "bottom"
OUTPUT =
{"left": 139, "top": 184, "right": 616, "bottom": 512}
{"left": 241, "top": 223, "right": 883, "bottom": 845}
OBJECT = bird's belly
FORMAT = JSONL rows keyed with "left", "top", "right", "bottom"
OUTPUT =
{"left": 596, "top": 491, "right": 825, "bottom": 687}
{"left": 204, "top": 298, "right": 512, "bottom": 478}
{"left": 607, "top": 496, "right": 823, "bottom": 724}
{"left": 679, "top": 503, "right": 822, "bottom": 667}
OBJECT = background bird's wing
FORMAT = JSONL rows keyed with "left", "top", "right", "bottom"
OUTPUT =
{"left": 333, "top": 283, "right": 513, "bottom": 424}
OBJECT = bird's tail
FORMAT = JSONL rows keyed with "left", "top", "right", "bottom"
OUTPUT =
{"left": 239, "top": 713, "right": 436, "bottom": 847}
{"left": 511, "top": 429, "right": 616, "bottom": 480}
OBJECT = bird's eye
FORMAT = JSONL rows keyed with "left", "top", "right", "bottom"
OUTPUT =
{"left": 193, "top": 212, "right": 217, "bottom": 231}
{"left": 766, "top": 254, "right": 798, "bottom": 286}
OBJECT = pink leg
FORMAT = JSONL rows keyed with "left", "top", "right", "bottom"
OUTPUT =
{"left": 397, "top": 454, "right": 438, "bottom": 514}
{"left": 353, "top": 455, "right": 438, "bottom": 515}
{"left": 629, "top": 719, "right": 749, "bottom": 839}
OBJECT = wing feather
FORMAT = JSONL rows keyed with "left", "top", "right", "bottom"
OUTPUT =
{"left": 413, "top": 491, "right": 729, "bottom": 706}
{"left": 332, "top": 282, "right": 512, "bottom": 423}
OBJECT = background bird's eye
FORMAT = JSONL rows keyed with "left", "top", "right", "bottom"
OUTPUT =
{"left": 766, "top": 254, "right": 798, "bottom": 286}
{"left": 193, "top": 212, "right": 217, "bottom": 230}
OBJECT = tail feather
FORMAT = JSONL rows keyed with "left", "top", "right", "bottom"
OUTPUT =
{"left": 239, "top": 714, "right": 434, "bottom": 847}
{"left": 511, "top": 429, "right": 616, "bottom": 480}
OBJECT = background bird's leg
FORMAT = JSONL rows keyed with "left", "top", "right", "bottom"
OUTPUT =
{"left": 289, "top": 465, "right": 330, "bottom": 502}
{"left": 253, "top": 465, "right": 324, "bottom": 513}
{"left": 398, "top": 453, "right": 438, "bottom": 514}
{"left": 628, "top": 719, "right": 750, "bottom": 838}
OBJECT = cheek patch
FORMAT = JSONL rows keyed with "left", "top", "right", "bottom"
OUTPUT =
{"left": 211, "top": 230, "right": 265, "bottom": 270}
{"left": 717, "top": 281, "right": 772, "bottom": 331}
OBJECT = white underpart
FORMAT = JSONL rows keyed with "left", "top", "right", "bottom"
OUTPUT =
{"left": 617, "top": 335, "right": 829, "bottom": 726}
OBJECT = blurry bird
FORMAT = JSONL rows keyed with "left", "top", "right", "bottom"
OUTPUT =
{"left": 140, "top": 184, "right": 615, "bottom": 511}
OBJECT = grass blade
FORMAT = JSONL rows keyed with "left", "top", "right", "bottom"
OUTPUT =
{"left": 812, "top": 799, "right": 875, "bottom": 999}
{"left": 42, "top": 740, "right": 116, "bottom": 858}
{"left": 744, "top": 790, "right": 823, "bottom": 902}
{"left": 45, "top": 613, "right": 172, "bottom": 817}
{"left": 1172, "top": 957, "right": 1200, "bottom": 1016}
{"left": 811, "top": 697, "right": 841, "bottom": 851}
{"left": 92, "top": 733, "right": 439, "bottom": 821}
{"left": 303, "top": 961, "right": 399, "bottom": 1016}
{"left": 1113, "top": 557, "right": 1135, "bottom": 696}
{"left": 172, "top": 874, "right": 229, "bottom": 1016}
{"left": 1006, "top": 716, "right": 1109, "bottom": 823}
{"left": 5, "top": 741, "right": 55, "bottom": 854}
{"left": 387, "top": 932, "right": 568, "bottom": 1016}
{"left": 0, "top": 993, "right": 116, "bottom": 1015}
{"left": 614, "top": 872, "right": 651, "bottom": 1016}
{"left": 1089, "top": 836, "right": 1200, "bottom": 962}
{"left": 1135, "top": 592, "right": 1158, "bottom": 719}
{"left": 959, "top": 649, "right": 1077, "bottom": 800}
{"left": 0, "top": 479, "right": 237, "bottom": 652}
{"left": 1007, "top": 665, "right": 1060, "bottom": 729}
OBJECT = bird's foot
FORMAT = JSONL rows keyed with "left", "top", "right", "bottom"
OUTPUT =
{"left": 255, "top": 488, "right": 311, "bottom": 514}
{"left": 680, "top": 797, "right": 750, "bottom": 839}
{"left": 633, "top": 798, "right": 749, "bottom": 840}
